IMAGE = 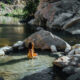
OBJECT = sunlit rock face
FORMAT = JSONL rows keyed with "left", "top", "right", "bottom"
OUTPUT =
{"left": 29, "top": 0, "right": 80, "bottom": 33}
{"left": 63, "top": 18, "right": 80, "bottom": 34}
{"left": 24, "top": 30, "right": 71, "bottom": 51}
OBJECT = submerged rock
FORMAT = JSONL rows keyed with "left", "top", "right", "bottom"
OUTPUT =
{"left": 24, "top": 30, "right": 71, "bottom": 51}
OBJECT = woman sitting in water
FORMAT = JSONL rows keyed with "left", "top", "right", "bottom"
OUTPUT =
{"left": 27, "top": 42, "right": 38, "bottom": 59}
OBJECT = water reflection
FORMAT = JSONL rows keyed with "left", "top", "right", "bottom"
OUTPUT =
{"left": 14, "top": 27, "right": 24, "bottom": 34}
{"left": 0, "top": 54, "right": 54, "bottom": 80}
{"left": 0, "top": 24, "right": 35, "bottom": 47}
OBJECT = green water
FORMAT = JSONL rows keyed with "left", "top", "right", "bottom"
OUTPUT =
{"left": 0, "top": 24, "right": 80, "bottom": 80}
{"left": 0, "top": 53, "right": 55, "bottom": 80}
{"left": 0, "top": 24, "right": 35, "bottom": 47}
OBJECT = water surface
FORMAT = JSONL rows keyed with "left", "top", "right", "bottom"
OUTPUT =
{"left": 0, "top": 53, "right": 55, "bottom": 80}
{"left": 0, "top": 24, "right": 80, "bottom": 80}
{"left": 0, "top": 24, "right": 35, "bottom": 47}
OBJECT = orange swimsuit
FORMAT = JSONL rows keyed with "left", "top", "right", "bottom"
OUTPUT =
{"left": 27, "top": 49, "right": 37, "bottom": 58}
{"left": 27, "top": 43, "right": 38, "bottom": 59}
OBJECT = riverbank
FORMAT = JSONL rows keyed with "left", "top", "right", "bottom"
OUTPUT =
{"left": 0, "top": 2, "right": 24, "bottom": 17}
{"left": 0, "top": 2, "right": 25, "bottom": 25}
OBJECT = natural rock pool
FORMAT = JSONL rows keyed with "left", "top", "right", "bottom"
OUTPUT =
{"left": 0, "top": 24, "right": 80, "bottom": 47}
{"left": 0, "top": 53, "right": 55, "bottom": 80}
{"left": 0, "top": 24, "right": 80, "bottom": 80}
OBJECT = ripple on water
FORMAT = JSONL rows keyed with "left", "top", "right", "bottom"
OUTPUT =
{"left": 0, "top": 54, "right": 55, "bottom": 80}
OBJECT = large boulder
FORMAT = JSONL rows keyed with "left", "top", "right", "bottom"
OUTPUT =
{"left": 53, "top": 56, "right": 70, "bottom": 67}
{"left": 24, "top": 30, "right": 71, "bottom": 52}
{"left": 29, "top": 0, "right": 80, "bottom": 31}
{"left": 63, "top": 17, "right": 80, "bottom": 34}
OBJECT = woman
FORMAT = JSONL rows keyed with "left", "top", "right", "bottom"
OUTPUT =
{"left": 27, "top": 42, "right": 38, "bottom": 59}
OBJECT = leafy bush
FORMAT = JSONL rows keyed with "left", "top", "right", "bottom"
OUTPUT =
{"left": 1, "top": 3, "right": 5, "bottom": 9}
{"left": 23, "top": 0, "right": 39, "bottom": 18}
{"left": 4, "top": 9, "right": 23, "bottom": 18}
{"left": 2, "top": 0, "right": 12, "bottom": 4}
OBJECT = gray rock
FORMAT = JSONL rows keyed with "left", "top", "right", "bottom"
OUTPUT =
{"left": 63, "top": 66, "right": 75, "bottom": 74}
{"left": 72, "top": 44, "right": 80, "bottom": 49}
{"left": 24, "top": 30, "right": 71, "bottom": 51}
{"left": 29, "top": 0, "right": 80, "bottom": 30}
{"left": 67, "top": 71, "right": 80, "bottom": 80}
{"left": 0, "top": 49, "right": 5, "bottom": 56}
{"left": 0, "top": 46, "right": 12, "bottom": 56}
{"left": 50, "top": 45, "right": 57, "bottom": 52}
{"left": 68, "top": 49, "right": 75, "bottom": 56}
{"left": 0, "top": 46, "right": 12, "bottom": 51}
{"left": 13, "top": 41, "right": 24, "bottom": 47}
{"left": 28, "top": 19, "right": 37, "bottom": 25}
{"left": 36, "top": 27, "right": 44, "bottom": 31}
{"left": 53, "top": 56, "right": 70, "bottom": 67}
{"left": 74, "top": 68, "right": 80, "bottom": 73}
{"left": 50, "top": 52, "right": 63, "bottom": 58}
{"left": 63, "top": 17, "right": 80, "bottom": 34}
{"left": 68, "top": 48, "right": 80, "bottom": 56}
{"left": 51, "top": 13, "right": 73, "bottom": 27}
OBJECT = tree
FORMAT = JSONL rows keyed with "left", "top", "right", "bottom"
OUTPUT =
{"left": 23, "top": 0, "right": 39, "bottom": 17}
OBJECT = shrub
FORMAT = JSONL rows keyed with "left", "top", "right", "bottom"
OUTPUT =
{"left": 23, "top": 0, "right": 39, "bottom": 18}
{"left": 3, "top": 0, "right": 12, "bottom": 4}
{"left": 1, "top": 3, "right": 5, "bottom": 10}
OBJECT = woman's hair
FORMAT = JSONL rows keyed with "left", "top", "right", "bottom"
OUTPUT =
{"left": 28, "top": 42, "right": 34, "bottom": 49}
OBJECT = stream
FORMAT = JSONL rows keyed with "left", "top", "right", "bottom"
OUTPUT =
{"left": 0, "top": 24, "right": 55, "bottom": 80}
{"left": 0, "top": 24, "right": 80, "bottom": 80}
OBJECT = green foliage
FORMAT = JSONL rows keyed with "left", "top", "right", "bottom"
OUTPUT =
{"left": 1, "top": 3, "right": 5, "bottom": 10}
{"left": 5, "top": 0, "right": 11, "bottom": 4}
{"left": 4, "top": 9, "right": 24, "bottom": 18}
{"left": 23, "top": 0, "right": 39, "bottom": 18}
